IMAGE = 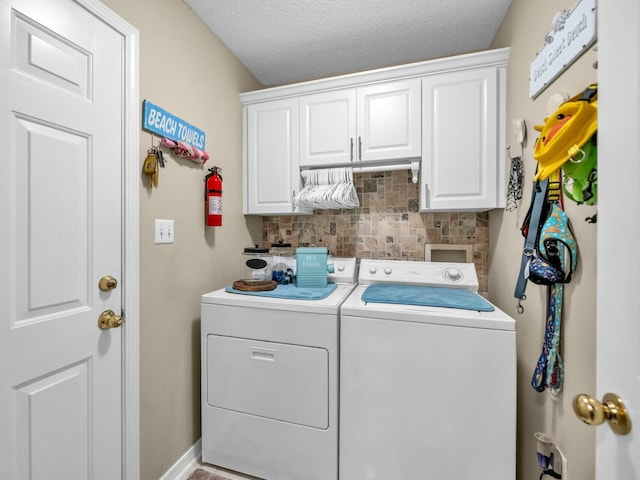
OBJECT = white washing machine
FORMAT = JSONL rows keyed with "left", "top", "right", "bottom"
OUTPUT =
{"left": 200, "top": 258, "right": 357, "bottom": 480}
{"left": 339, "top": 259, "right": 516, "bottom": 480}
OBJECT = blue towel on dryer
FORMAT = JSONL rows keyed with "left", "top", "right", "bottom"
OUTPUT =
{"left": 361, "top": 284, "right": 494, "bottom": 312}
{"left": 225, "top": 283, "right": 337, "bottom": 300}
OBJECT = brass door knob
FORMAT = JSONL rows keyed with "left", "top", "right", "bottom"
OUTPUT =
{"left": 98, "top": 310, "right": 123, "bottom": 330}
{"left": 572, "top": 392, "right": 631, "bottom": 435}
{"left": 98, "top": 275, "right": 118, "bottom": 292}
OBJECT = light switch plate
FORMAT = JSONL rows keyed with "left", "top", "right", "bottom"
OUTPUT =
{"left": 155, "top": 219, "right": 174, "bottom": 244}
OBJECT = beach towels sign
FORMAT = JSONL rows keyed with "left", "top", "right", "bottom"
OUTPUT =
{"left": 142, "top": 100, "right": 206, "bottom": 151}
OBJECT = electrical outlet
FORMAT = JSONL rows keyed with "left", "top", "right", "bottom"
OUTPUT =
{"left": 554, "top": 448, "right": 568, "bottom": 480}
{"left": 536, "top": 432, "right": 568, "bottom": 480}
{"left": 154, "top": 219, "right": 174, "bottom": 244}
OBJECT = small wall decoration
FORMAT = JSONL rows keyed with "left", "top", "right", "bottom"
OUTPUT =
{"left": 142, "top": 100, "right": 206, "bottom": 150}
{"left": 530, "top": 0, "right": 597, "bottom": 99}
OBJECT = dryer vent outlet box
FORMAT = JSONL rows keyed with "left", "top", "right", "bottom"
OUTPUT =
{"left": 425, "top": 244, "right": 473, "bottom": 263}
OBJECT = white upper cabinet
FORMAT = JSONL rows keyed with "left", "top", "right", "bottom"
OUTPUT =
{"left": 244, "top": 98, "right": 311, "bottom": 215}
{"left": 420, "top": 66, "right": 505, "bottom": 211}
{"left": 357, "top": 79, "right": 421, "bottom": 163}
{"left": 241, "top": 48, "right": 509, "bottom": 215}
{"left": 299, "top": 89, "right": 356, "bottom": 166}
{"left": 300, "top": 79, "right": 421, "bottom": 167}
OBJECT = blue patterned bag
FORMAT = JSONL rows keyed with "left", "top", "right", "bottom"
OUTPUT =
{"left": 526, "top": 203, "right": 577, "bottom": 285}
{"left": 526, "top": 252, "right": 566, "bottom": 285}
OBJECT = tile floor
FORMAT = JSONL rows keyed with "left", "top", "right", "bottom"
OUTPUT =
{"left": 184, "top": 460, "right": 261, "bottom": 480}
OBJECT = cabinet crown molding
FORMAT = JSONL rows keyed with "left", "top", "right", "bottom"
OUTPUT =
{"left": 241, "top": 48, "right": 509, "bottom": 104}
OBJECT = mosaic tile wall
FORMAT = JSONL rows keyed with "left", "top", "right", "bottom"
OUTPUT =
{"left": 262, "top": 170, "right": 489, "bottom": 293}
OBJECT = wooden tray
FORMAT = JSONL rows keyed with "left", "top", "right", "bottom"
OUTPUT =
{"left": 232, "top": 280, "right": 278, "bottom": 292}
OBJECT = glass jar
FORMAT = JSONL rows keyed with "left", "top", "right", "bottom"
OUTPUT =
{"left": 270, "top": 240, "right": 296, "bottom": 284}
{"left": 240, "top": 245, "right": 272, "bottom": 285}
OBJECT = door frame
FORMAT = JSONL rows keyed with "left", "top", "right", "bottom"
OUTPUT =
{"left": 79, "top": 1, "right": 140, "bottom": 478}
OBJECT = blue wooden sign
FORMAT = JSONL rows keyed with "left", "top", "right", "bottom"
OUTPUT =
{"left": 142, "top": 100, "right": 206, "bottom": 150}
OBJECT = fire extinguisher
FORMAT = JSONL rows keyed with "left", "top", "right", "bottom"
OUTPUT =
{"left": 205, "top": 167, "right": 222, "bottom": 227}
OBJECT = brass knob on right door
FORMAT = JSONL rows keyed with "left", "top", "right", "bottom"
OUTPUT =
{"left": 572, "top": 392, "right": 631, "bottom": 435}
{"left": 98, "top": 310, "right": 123, "bottom": 330}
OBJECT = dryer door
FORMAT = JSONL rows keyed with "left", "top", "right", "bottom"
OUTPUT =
{"left": 207, "top": 335, "right": 329, "bottom": 428}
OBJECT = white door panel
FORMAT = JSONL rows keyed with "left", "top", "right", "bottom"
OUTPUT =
{"left": 13, "top": 117, "right": 90, "bottom": 321}
{"left": 13, "top": 11, "right": 91, "bottom": 98}
{"left": 0, "top": 0, "right": 126, "bottom": 478}
{"left": 15, "top": 362, "right": 91, "bottom": 480}
{"left": 597, "top": 1, "right": 640, "bottom": 478}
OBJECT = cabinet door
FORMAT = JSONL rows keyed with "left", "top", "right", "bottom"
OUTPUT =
{"left": 421, "top": 68, "right": 500, "bottom": 211}
{"left": 300, "top": 89, "right": 356, "bottom": 167}
{"left": 357, "top": 79, "right": 421, "bottom": 162}
{"left": 245, "top": 99, "right": 310, "bottom": 215}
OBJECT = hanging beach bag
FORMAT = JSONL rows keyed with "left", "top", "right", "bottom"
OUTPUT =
{"left": 526, "top": 203, "right": 577, "bottom": 286}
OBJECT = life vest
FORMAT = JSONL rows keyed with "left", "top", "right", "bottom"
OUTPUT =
{"left": 533, "top": 84, "right": 597, "bottom": 182}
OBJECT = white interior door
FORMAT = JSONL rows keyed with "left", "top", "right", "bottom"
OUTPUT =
{"left": 0, "top": 0, "right": 131, "bottom": 478}
{"left": 596, "top": 1, "right": 640, "bottom": 478}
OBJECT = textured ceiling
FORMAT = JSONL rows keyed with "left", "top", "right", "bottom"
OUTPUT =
{"left": 184, "top": 0, "right": 513, "bottom": 87}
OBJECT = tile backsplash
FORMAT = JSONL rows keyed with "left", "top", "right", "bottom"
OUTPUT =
{"left": 262, "top": 170, "right": 489, "bottom": 293}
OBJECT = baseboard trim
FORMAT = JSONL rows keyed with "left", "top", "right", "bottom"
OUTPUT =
{"left": 158, "top": 438, "right": 202, "bottom": 480}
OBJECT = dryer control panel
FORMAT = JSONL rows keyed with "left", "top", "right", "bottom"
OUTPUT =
{"left": 357, "top": 259, "right": 479, "bottom": 291}
{"left": 328, "top": 257, "right": 357, "bottom": 284}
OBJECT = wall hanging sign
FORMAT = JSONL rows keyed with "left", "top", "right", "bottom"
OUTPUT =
{"left": 142, "top": 100, "right": 206, "bottom": 150}
{"left": 530, "top": 0, "right": 597, "bottom": 99}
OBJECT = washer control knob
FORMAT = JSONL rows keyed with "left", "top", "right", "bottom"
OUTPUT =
{"left": 384, "top": 267, "right": 392, "bottom": 275}
{"left": 445, "top": 268, "right": 462, "bottom": 281}
{"left": 369, "top": 267, "right": 377, "bottom": 274}
{"left": 337, "top": 264, "right": 345, "bottom": 272}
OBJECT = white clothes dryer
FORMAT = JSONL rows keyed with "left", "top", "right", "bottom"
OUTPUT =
{"left": 201, "top": 258, "right": 357, "bottom": 480}
{"left": 339, "top": 259, "right": 516, "bottom": 480}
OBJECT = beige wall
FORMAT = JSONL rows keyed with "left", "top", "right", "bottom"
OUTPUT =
{"left": 100, "top": 0, "right": 262, "bottom": 478}
{"left": 490, "top": 1, "right": 597, "bottom": 479}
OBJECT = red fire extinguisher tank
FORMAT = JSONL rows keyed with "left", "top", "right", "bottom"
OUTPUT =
{"left": 205, "top": 167, "right": 222, "bottom": 227}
